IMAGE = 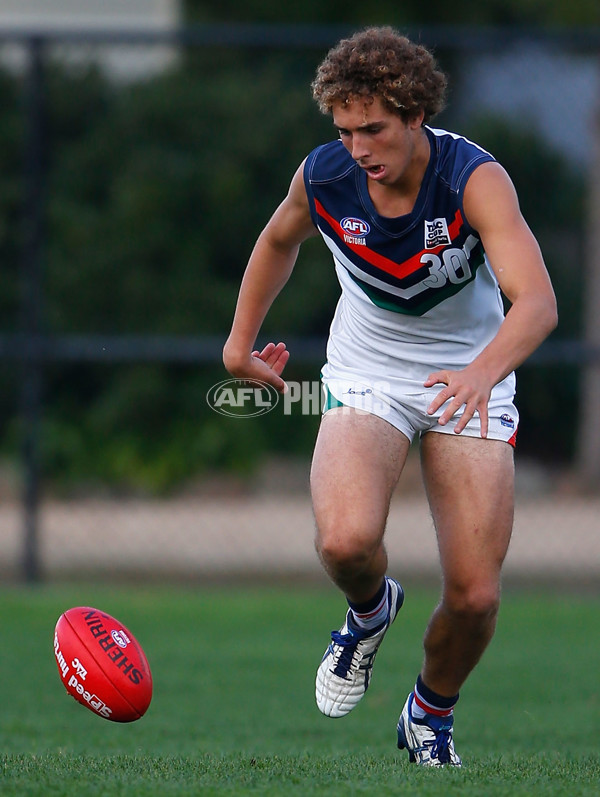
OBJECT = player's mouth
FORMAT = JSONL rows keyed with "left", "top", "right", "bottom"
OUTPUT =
{"left": 363, "top": 163, "right": 386, "bottom": 180}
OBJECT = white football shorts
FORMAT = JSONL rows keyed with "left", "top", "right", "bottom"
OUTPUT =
{"left": 321, "top": 369, "right": 518, "bottom": 446}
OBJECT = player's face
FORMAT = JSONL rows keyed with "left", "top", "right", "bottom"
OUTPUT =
{"left": 332, "top": 96, "right": 425, "bottom": 187}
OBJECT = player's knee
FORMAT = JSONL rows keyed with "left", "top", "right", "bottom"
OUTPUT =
{"left": 316, "top": 530, "right": 378, "bottom": 576}
{"left": 443, "top": 582, "right": 500, "bottom": 620}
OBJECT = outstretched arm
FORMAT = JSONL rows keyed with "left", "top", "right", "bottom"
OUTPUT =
{"left": 223, "top": 161, "right": 317, "bottom": 392}
{"left": 425, "top": 161, "right": 558, "bottom": 436}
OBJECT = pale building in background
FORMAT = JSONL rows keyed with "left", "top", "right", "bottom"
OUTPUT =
{"left": 0, "top": 0, "right": 179, "bottom": 30}
{"left": 0, "top": 0, "right": 182, "bottom": 80}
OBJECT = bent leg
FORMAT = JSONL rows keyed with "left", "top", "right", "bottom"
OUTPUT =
{"left": 419, "top": 432, "right": 515, "bottom": 696}
{"left": 310, "top": 408, "right": 410, "bottom": 603}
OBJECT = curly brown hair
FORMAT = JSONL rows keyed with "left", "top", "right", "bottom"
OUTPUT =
{"left": 311, "top": 27, "right": 447, "bottom": 124}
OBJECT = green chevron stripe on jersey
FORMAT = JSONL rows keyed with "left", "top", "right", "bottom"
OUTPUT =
{"left": 349, "top": 248, "right": 486, "bottom": 316}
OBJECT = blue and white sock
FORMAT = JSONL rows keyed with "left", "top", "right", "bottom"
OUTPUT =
{"left": 347, "top": 578, "right": 389, "bottom": 633}
{"left": 412, "top": 674, "right": 459, "bottom": 720}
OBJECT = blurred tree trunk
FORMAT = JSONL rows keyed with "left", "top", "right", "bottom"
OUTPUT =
{"left": 577, "top": 106, "right": 600, "bottom": 491}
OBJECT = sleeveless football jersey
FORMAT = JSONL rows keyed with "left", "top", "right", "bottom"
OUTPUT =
{"left": 303, "top": 126, "right": 510, "bottom": 376}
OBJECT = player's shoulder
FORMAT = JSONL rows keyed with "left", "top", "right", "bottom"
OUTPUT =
{"left": 426, "top": 126, "right": 495, "bottom": 192}
{"left": 304, "top": 140, "right": 356, "bottom": 185}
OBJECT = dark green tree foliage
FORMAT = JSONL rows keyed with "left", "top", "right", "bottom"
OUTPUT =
{"left": 184, "top": 0, "right": 600, "bottom": 26}
{"left": 27, "top": 51, "right": 337, "bottom": 492}
{"left": 45, "top": 52, "right": 335, "bottom": 336}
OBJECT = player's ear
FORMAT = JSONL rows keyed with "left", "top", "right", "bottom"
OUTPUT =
{"left": 407, "top": 109, "right": 425, "bottom": 129}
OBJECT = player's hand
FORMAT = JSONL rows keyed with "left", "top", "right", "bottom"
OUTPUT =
{"left": 424, "top": 366, "right": 493, "bottom": 437}
{"left": 224, "top": 341, "right": 289, "bottom": 394}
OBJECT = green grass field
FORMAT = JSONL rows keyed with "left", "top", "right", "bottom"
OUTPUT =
{"left": 0, "top": 584, "right": 598, "bottom": 795}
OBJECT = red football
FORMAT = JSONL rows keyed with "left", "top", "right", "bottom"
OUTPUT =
{"left": 53, "top": 606, "right": 153, "bottom": 722}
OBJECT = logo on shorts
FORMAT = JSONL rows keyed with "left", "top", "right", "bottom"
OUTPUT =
{"left": 341, "top": 217, "right": 370, "bottom": 245}
{"left": 424, "top": 218, "right": 451, "bottom": 248}
{"left": 329, "top": 380, "right": 392, "bottom": 418}
{"left": 500, "top": 413, "right": 515, "bottom": 428}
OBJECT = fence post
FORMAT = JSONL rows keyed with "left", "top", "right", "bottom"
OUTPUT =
{"left": 20, "top": 36, "right": 46, "bottom": 583}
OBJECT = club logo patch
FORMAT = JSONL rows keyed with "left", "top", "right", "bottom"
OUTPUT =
{"left": 425, "top": 218, "right": 451, "bottom": 248}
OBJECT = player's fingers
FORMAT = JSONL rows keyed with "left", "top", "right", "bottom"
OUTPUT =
{"left": 271, "top": 348, "right": 290, "bottom": 376}
{"left": 451, "top": 398, "right": 480, "bottom": 433}
{"left": 452, "top": 395, "right": 489, "bottom": 435}
{"left": 439, "top": 398, "right": 468, "bottom": 427}
{"left": 427, "top": 386, "right": 455, "bottom": 416}
{"left": 478, "top": 401, "right": 489, "bottom": 439}
{"left": 265, "top": 342, "right": 286, "bottom": 365}
{"left": 271, "top": 341, "right": 287, "bottom": 359}
{"left": 452, "top": 408, "right": 471, "bottom": 433}
{"left": 262, "top": 342, "right": 276, "bottom": 354}
{"left": 424, "top": 370, "right": 449, "bottom": 388}
{"left": 255, "top": 365, "right": 287, "bottom": 394}
{"left": 254, "top": 342, "right": 287, "bottom": 368}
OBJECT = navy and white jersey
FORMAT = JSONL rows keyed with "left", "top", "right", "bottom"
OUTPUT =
{"left": 303, "top": 126, "right": 510, "bottom": 375}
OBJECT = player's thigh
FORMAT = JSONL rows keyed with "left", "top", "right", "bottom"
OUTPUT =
{"left": 420, "top": 432, "right": 515, "bottom": 586}
{"left": 310, "top": 408, "right": 410, "bottom": 548}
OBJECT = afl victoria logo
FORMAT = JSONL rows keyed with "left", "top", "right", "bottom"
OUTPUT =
{"left": 341, "top": 217, "right": 370, "bottom": 238}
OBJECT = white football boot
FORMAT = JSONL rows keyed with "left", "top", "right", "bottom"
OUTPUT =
{"left": 397, "top": 693, "right": 462, "bottom": 767}
{"left": 315, "top": 577, "right": 404, "bottom": 718}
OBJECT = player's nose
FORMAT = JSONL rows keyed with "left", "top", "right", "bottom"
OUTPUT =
{"left": 350, "top": 134, "right": 370, "bottom": 161}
